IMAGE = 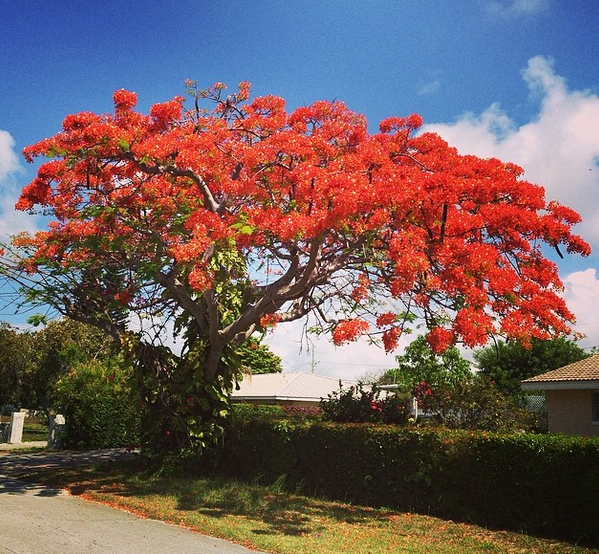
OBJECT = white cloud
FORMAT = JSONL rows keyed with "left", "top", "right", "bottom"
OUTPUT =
{"left": 265, "top": 318, "right": 401, "bottom": 381}
{"left": 0, "top": 130, "right": 20, "bottom": 182}
{"left": 266, "top": 318, "right": 477, "bottom": 380}
{"left": 418, "top": 79, "right": 441, "bottom": 97}
{"left": 421, "top": 55, "right": 599, "bottom": 252}
{"left": 0, "top": 194, "right": 38, "bottom": 241}
{"left": 0, "top": 130, "right": 39, "bottom": 242}
{"left": 563, "top": 269, "right": 599, "bottom": 351}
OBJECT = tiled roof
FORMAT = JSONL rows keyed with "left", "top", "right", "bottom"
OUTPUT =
{"left": 522, "top": 354, "right": 599, "bottom": 385}
{"left": 231, "top": 371, "right": 354, "bottom": 402}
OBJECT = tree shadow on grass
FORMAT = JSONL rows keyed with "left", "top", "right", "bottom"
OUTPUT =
{"left": 12, "top": 460, "right": 386, "bottom": 538}
{"left": 166, "top": 473, "right": 385, "bottom": 536}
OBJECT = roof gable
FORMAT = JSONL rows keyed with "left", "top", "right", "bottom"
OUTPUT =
{"left": 232, "top": 372, "right": 354, "bottom": 402}
{"left": 521, "top": 354, "right": 599, "bottom": 390}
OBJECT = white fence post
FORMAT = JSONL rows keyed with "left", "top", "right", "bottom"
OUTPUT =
{"left": 8, "top": 411, "right": 25, "bottom": 444}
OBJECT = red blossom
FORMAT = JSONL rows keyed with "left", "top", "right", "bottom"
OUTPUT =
{"left": 150, "top": 97, "right": 185, "bottom": 127}
{"left": 332, "top": 319, "right": 369, "bottom": 346}
{"left": 113, "top": 89, "right": 138, "bottom": 111}
{"left": 351, "top": 274, "right": 371, "bottom": 302}
{"left": 426, "top": 328, "right": 455, "bottom": 354}
{"left": 259, "top": 313, "right": 282, "bottom": 329}
{"left": 376, "top": 312, "right": 397, "bottom": 327}
{"left": 382, "top": 328, "right": 400, "bottom": 353}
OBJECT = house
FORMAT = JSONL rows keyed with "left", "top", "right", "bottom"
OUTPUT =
{"left": 521, "top": 354, "right": 599, "bottom": 436}
{"left": 231, "top": 371, "right": 354, "bottom": 407}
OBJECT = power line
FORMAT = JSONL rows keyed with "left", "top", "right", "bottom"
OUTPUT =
{"left": 316, "top": 360, "right": 393, "bottom": 368}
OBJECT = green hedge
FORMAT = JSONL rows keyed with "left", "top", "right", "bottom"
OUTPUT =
{"left": 437, "top": 433, "right": 599, "bottom": 543}
{"left": 219, "top": 417, "right": 599, "bottom": 545}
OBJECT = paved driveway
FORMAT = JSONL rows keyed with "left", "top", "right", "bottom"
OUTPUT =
{"left": 0, "top": 449, "right": 265, "bottom": 554}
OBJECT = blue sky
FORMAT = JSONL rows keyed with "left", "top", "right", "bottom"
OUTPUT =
{"left": 1, "top": 0, "right": 598, "bottom": 377}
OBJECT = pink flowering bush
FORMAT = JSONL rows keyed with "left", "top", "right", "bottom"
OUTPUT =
{"left": 320, "top": 383, "right": 410, "bottom": 424}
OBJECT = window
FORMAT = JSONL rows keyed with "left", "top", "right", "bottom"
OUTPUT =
{"left": 593, "top": 392, "right": 599, "bottom": 424}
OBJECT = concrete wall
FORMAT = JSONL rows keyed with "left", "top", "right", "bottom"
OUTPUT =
{"left": 546, "top": 389, "right": 599, "bottom": 436}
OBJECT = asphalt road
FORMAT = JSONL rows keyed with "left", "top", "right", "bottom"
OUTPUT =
{"left": 0, "top": 448, "right": 265, "bottom": 554}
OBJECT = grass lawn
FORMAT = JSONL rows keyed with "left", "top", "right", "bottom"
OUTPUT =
{"left": 10, "top": 458, "right": 599, "bottom": 554}
{"left": 0, "top": 415, "right": 47, "bottom": 442}
{"left": 22, "top": 420, "right": 48, "bottom": 442}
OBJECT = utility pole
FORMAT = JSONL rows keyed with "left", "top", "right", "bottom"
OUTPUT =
{"left": 309, "top": 341, "right": 319, "bottom": 373}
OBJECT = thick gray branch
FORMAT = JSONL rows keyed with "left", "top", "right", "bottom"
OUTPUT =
{"left": 122, "top": 153, "right": 223, "bottom": 214}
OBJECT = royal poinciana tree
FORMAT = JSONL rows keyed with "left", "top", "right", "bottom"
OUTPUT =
{"left": 0, "top": 81, "right": 590, "bottom": 453}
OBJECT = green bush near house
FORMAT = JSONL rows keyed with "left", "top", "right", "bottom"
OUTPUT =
{"left": 55, "top": 359, "right": 140, "bottom": 449}
{"left": 218, "top": 413, "right": 599, "bottom": 546}
{"left": 229, "top": 404, "right": 288, "bottom": 422}
{"left": 230, "top": 403, "right": 322, "bottom": 423}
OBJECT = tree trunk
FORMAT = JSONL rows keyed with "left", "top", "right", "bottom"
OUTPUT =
{"left": 134, "top": 340, "right": 234, "bottom": 457}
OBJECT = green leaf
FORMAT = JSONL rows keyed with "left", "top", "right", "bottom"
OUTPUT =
{"left": 27, "top": 314, "right": 48, "bottom": 327}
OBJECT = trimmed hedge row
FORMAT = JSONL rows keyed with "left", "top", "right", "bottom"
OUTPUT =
{"left": 220, "top": 416, "right": 599, "bottom": 545}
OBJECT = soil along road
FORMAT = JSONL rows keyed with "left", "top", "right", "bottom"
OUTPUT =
{"left": 0, "top": 449, "right": 265, "bottom": 554}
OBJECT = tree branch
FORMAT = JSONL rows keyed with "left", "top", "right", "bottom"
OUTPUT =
{"left": 122, "top": 153, "right": 223, "bottom": 214}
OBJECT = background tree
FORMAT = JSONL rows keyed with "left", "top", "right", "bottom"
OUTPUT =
{"left": 55, "top": 356, "right": 139, "bottom": 450}
{"left": 26, "top": 319, "right": 116, "bottom": 418}
{"left": 473, "top": 337, "right": 590, "bottom": 398}
{"left": 0, "top": 81, "right": 589, "bottom": 455}
{"left": 0, "top": 323, "right": 36, "bottom": 411}
{"left": 379, "top": 335, "right": 535, "bottom": 431}
{"left": 415, "top": 376, "right": 536, "bottom": 431}
{"left": 380, "top": 335, "right": 472, "bottom": 391}
{"left": 0, "top": 318, "right": 116, "bottom": 417}
{"left": 237, "top": 337, "right": 282, "bottom": 375}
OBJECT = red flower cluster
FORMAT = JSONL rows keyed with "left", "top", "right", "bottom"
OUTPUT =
{"left": 259, "top": 313, "right": 282, "bottom": 329}
{"left": 412, "top": 381, "right": 433, "bottom": 407}
{"left": 426, "top": 328, "right": 455, "bottom": 354}
{"left": 332, "top": 319, "right": 369, "bottom": 346}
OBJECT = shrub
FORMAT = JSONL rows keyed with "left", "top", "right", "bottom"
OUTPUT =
{"left": 1, "top": 403, "right": 20, "bottom": 416}
{"left": 320, "top": 384, "right": 410, "bottom": 424}
{"left": 416, "top": 377, "right": 536, "bottom": 431}
{"left": 218, "top": 418, "right": 599, "bottom": 545}
{"left": 280, "top": 405, "right": 322, "bottom": 420}
{"left": 55, "top": 359, "right": 140, "bottom": 449}
{"left": 436, "top": 432, "right": 599, "bottom": 543}
{"left": 230, "top": 403, "right": 288, "bottom": 423}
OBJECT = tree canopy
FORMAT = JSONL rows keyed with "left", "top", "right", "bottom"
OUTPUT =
{"left": 474, "top": 337, "right": 590, "bottom": 398}
{"left": 0, "top": 319, "right": 115, "bottom": 417}
{"left": 0, "top": 81, "right": 590, "bottom": 453}
{"left": 238, "top": 337, "right": 282, "bottom": 375}
{"left": 0, "top": 323, "right": 36, "bottom": 410}
{"left": 380, "top": 335, "right": 472, "bottom": 391}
